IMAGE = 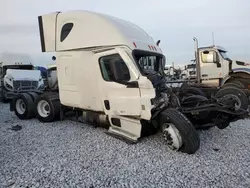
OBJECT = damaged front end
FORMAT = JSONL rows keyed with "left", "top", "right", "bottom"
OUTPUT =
{"left": 146, "top": 70, "right": 248, "bottom": 130}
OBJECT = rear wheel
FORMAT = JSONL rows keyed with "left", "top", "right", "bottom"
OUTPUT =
{"left": 13, "top": 93, "right": 35, "bottom": 119}
{"left": 215, "top": 86, "right": 248, "bottom": 111}
{"left": 35, "top": 93, "right": 61, "bottom": 122}
{"left": 215, "top": 87, "right": 249, "bottom": 124}
{"left": 224, "top": 79, "right": 245, "bottom": 89}
{"left": 159, "top": 108, "right": 200, "bottom": 154}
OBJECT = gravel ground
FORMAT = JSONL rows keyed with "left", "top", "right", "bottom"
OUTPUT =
{"left": 0, "top": 102, "right": 250, "bottom": 188}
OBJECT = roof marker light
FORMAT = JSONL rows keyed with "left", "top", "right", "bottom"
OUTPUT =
{"left": 148, "top": 45, "right": 151, "bottom": 50}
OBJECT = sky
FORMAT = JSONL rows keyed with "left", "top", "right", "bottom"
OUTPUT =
{"left": 0, "top": 0, "right": 250, "bottom": 66}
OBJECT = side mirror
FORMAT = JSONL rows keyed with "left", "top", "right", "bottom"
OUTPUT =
{"left": 109, "top": 59, "right": 126, "bottom": 82}
{"left": 216, "top": 62, "right": 221, "bottom": 68}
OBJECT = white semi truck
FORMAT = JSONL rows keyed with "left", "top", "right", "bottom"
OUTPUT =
{"left": 0, "top": 53, "right": 45, "bottom": 102}
{"left": 10, "top": 10, "right": 248, "bottom": 154}
{"left": 183, "top": 38, "right": 250, "bottom": 90}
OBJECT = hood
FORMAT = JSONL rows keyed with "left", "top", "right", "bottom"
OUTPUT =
{"left": 234, "top": 60, "right": 250, "bottom": 66}
{"left": 5, "top": 69, "right": 41, "bottom": 81}
{"left": 231, "top": 60, "right": 250, "bottom": 70}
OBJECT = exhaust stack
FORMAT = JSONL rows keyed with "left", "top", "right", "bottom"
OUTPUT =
{"left": 193, "top": 37, "right": 201, "bottom": 84}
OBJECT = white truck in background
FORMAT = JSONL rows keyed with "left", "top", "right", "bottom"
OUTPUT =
{"left": 183, "top": 38, "right": 250, "bottom": 90}
{"left": 181, "top": 62, "right": 196, "bottom": 80}
{"left": 0, "top": 53, "right": 45, "bottom": 102}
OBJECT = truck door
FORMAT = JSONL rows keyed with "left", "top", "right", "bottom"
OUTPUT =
{"left": 199, "top": 49, "right": 223, "bottom": 86}
{"left": 97, "top": 48, "right": 142, "bottom": 117}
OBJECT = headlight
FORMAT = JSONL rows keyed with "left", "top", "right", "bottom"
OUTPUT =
{"left": 6, "top": 83, "right": 13, "bottom": 89}
{"left": 38, "top": 84, "right": 45, "bottom": 90}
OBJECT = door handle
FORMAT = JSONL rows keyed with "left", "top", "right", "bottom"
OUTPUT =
{"left": 202, "top": 74, "right": 208, "bottom": 77}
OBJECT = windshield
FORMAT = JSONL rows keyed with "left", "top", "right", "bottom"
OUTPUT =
{"left": 132, "top": 50, "right": 165, "bottom": 75}
{"left": 219, "top": 50, "right": 230, "bottom": 60}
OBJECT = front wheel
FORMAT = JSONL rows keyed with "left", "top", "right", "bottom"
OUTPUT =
{"left": 159, "top": 108, "right": 200, "bottom": 154}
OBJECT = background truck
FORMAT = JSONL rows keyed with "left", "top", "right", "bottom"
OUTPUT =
{"left": 183, "top": 38, "right": 250, "bottom": 91}
{"left": 0, "top": 53, "right": 45, "bottom": 102}
{"left": 181, "top": 61, "right": 196, "bottom": 80}
{"left": 10, "top": 10, "right": 248, "bottom": 154}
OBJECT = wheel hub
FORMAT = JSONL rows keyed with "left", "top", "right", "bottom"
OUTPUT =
{"left": 220, "top": 94, "right": 242, "bottom": 110}
{"left": 15, "top": 99, "right": 26, "bottom": 115}
{"left": 37, "top": 100, "right": 51, "bottom": 118}
{"left": 162, "top": 123, "right": 183, "bottom": 150}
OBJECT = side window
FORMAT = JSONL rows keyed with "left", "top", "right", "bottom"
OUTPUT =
{"left": 99, "top": 54, "right": 130, "bottom": 82}
{"left": 60, "top": 23, "right": 74, "bottom": 42}
{"left": 201, "top": 50, "right": 217, "bottom": 63}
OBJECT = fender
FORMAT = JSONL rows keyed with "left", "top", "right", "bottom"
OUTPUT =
{"left": 221, "top": 74, "right": 231, "bottom": 85}
{"left": 231, "top": 68, "right": 250, "bottom": 74}
{"left": 221, "top": 69, "right": 250, "bottom": 86}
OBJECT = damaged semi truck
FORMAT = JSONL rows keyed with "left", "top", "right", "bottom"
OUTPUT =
{"left": 10, "top": 10, "right": 248, "bottom": 154}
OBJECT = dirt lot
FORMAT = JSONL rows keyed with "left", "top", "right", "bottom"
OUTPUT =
{"left": 0, "top": 102, "right": 250, "bottom": 188}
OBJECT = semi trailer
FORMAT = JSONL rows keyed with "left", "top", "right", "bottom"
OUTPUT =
{"left": 10, "top": 10, "right": 248, "bottom": 154}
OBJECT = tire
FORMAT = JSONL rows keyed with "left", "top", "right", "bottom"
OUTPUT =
{"left": 215, "top": 86, "right": 249, "bottom": 111}
{"left": 181, "top": 87, "right": 207, "bottom": 98}
{"left": 13, "top": 93, "right": 35, "bottom": 119}
{"left": 222, "top": 82, "right": 243, "bottom": 89}
{"left": 35, "top": 93, "right": 61, "bottom": 122}
{"left": 28, "top": 92, "right": 39, "bottom": 102}
{"left": 159, "top": 108, "right": 200, "bottom": 154}
{"left": 225, "top": 79, "right": 245, "bottom": 88}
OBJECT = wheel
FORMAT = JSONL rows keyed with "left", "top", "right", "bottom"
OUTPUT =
{"left": 224, "top": 79, "right": 245, "bottom": 88}
{"left": 215, "top": 86, "right": 249, "bottom": 111}
{"left": 180, "top": 87, "right": 207, "bottom": 98}
{"left": 13, "top": 93, "right": 35, "bottom": 119}
{"left": 159, "top": 108, "right": 200, "bottom": 154}
{"left": 35, "top": 93, "right": 61, "bottom": 122}
{"left": 222, "top": 82, "right": 243, "bottom": 89}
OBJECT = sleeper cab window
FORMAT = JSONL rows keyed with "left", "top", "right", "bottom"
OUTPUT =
{"left": 99, "top": 54, "right": 130, "bottom": 82}
{"left": 60, "top": 23, "right": 74, "bottom": 42}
